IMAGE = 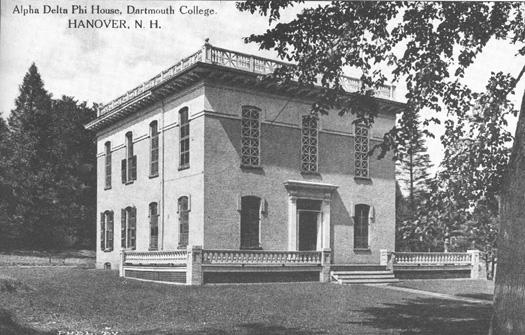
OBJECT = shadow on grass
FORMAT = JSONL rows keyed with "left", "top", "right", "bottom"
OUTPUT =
{"left": 133, "top": 323, "right": 326, "bottom": 335}
{"left": 458, "top": 293, "right": 493, "bottom": 301}
{"left": 0, "top": 309, "right": 53, "bottom": 335}
{"left": 353, "top": 296, "right": 492, "bottom": 335}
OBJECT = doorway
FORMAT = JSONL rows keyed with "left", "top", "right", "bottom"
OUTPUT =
{"left": 297, "top": 199, "right": 322, "bottom": 251}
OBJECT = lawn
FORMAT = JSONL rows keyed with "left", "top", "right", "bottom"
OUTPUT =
{"left": 392, "top": 279, "right": 495, "bottom": 301}
{"left": 1, "top": 267, "right": 493, "bottom": 335}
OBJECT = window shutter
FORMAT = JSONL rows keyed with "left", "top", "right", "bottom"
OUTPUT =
{"left": 237, "top": 194, "right": 242, "bottom": 212}
{"left": 121, "top": 208, "right": 126, "bottom": 248}
{"left": 108, "top": 212, "right": 114, "bottom": 251}
{"left": 121, "top": 159, "right": 127, "bottom": 183}
{"left": 130, "top": 156, "right": 137, "bottom": 180}
{"left": 350, "top": 201, "right": 354, "bottom": 218}
{"left": 130, "top": 207, "right": 137, "bottom": 249}
{"left": 368, "top": 206, "right": 375, "bottom": 224}
{"left": 260, "top": 198, "right": 268, "bottom": 214}
{"left": 100, "top": 213, "right": 105, "bottom": 251}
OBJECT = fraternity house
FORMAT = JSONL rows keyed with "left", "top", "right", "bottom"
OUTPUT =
{"left": 85, "top": 42, "right": 406, "bottom": 285}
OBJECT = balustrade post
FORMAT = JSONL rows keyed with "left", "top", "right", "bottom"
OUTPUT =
{"left": 186, "top": 245, "right": 203, "bottom": 286}
{"left": 119, "top": 249, "right": 125, "bottom": 277}
{"left": 468, "top": 250, "right": 480, "bottom": 279}
{"left": 380, "top": 249, "right": 388, "bottom": 266}
{"left": 387, "top": 252, "right": 395, "bottom": 272}
{"left": 320, "top": 248, "right": 331, "bottom": 283}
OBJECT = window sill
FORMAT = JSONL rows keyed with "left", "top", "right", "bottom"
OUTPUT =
{"left": 301, "top": 171, "right": 320, "bottom": 176}
{"left": 178, "top": 245, "right": 188, "bottom": 250}
{"left": 104, "top": 186, "right": 112, "bottom": 190}
{"left": 354, "top": 176, "right": 371, "bottom": 181}
{"left": 102, "top": 249, "right": 113, "bottom": 253}
{"left": 240, "top": 164, "right": 263, "bottom": 170}
{"left": 178, "top": 165, "right": 190, "bottom": 171}
{"left": 240, "top": 246, "right": 263, "bottom": 250}
{"left": 124, "top": 180, "right": 134, "bottom": 185}
{"left": 353, "top": 248, "right": 371, "bottom": 254}
{"left": 149, "top": 173, "right": 159, "bottom": 179}
{"left": 148, "top": 247, "right": 158, "bottom": 251}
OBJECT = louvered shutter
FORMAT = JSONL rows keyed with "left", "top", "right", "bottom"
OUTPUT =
{"left": 121, "top": 208, "right": 126, "bottom": 248}
{"left": 130, "top": 207, "right": 136, "bottom": 249}
{"left": 108, "top": 212, "right": 114, "bottom": 251}
{"left": 100, "top": 213, "right": 105, "bottom": 251}
{"left": 121, "top": 159, "right": 127, "bottom": 183}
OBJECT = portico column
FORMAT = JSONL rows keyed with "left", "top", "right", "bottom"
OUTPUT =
{"left": 288, "top": 196, "right": 298, "bottom": 251}
{"left": 322, "top": 200, "right": 331, "bottom": 250}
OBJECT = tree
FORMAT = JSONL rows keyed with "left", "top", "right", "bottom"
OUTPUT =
{"left": 2, "top": 64, "right": 97, "bottom": 250}
{"left": 237, "top": 2, "right": 525, "bottom": 333}
{"left": 396, "top": 116, "right": 433, "bottom": 210}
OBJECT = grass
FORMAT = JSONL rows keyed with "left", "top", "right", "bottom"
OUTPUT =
{"left": 392, "top": 279, "right": 495, "bottom": 301}
{"left": 1, "top": 267, "right": 493, "bottom": 335}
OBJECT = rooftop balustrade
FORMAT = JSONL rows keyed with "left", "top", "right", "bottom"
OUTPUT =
{"left": 98, "top": 43, "right": 397, "bottom": 117}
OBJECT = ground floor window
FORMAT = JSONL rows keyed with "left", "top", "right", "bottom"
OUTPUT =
{"left": 121, "top": 207, "right": 136, "bottom": 249}
{"left": 354, "top": 204, "right": 370, "bottom": 249}
{"left": 240, "top": 196, "right": 261, "bottom": 249}
{"left": 178, "top": 197, "right": 189, "bottom": 248}
{"left": 149, "top": 202, "right": 159, "bottom": 250}
{"left": 100, "top": 211, "right": 114, "bottom": 251}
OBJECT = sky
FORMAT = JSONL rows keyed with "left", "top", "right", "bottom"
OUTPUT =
{"left": 1, "top": 0, "right": 524, "bottom": 170}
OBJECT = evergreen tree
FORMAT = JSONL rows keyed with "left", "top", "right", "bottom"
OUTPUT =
{"left": 396, "top": 117, "right": 433, "bottom": 210}
{"left": 3, "top": 64, "right": 96, "bottom": 249}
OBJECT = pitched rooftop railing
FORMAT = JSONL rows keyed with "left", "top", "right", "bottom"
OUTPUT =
{"left": 98, "top": 43, "right": 397, "bottom": 117}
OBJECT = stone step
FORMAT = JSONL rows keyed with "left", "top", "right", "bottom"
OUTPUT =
{"left": 333, "top": 274, "right": 396, "bottom": 280}
{"left": 332, "top": 271, "right": 393, "bottom": 276}
{"left": 338, "top": 277, "right": 400, "bottom": 285}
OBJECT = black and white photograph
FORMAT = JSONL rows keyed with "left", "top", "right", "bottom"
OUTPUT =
{"left": 1, "top": 1, "right": 524, "bottom": 334}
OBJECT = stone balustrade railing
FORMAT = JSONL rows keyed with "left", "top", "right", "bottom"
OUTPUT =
{"left": 392, "top": 252, "right": 473, "bottom": 265}
{"left": 202, "top": 249, "right": 322, "bottom": 265}
{"left": 123, "top": 250, "right": 187, "bottom": 266}
{"left": 99, "top": 43, "right": 396, "bottom": 117}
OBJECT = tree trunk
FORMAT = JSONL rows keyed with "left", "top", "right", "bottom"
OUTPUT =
{"left": 491, "top": 89, "right": 525, "bottom": 334}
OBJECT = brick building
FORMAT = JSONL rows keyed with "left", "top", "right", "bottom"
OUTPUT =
{"left": 85, "top": 43, "right": 405, "bottom": 283}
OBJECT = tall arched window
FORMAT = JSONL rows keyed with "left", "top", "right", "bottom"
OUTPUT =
{"left": 150, "top": 121, "right": 159, "bottom": 177}
{"left": 241, "top": 107, "right": 261, "bottom": 167}
{"left": 149, "top": 202, "right": 159, "bottom": 250}
{"left": 121, "top": 206, "right": 136, "bottom": 249}
{"left": 100, "top": 210, "right": 114, "bottom": 251}
{"left": 354, "top": 204, "right": 370, "bottom": 249}
{"left": 179, "top": 108, "right": 190, "bottom": 168}
{"left": 301, "top": 116, "right": 318, "bottom": 173}
{"left": 178, "top": 196, "right": 190, "bottom": 248}
{"left": 355, "top": 124, "right": 369, "bottom": 178}
{"left": 104, "top": 142, "right": 112, "bottom": 189}
{"left": 240, "top": 195, "right": 261, "bottom": 249}
{"left": 122, "top": 132, "right": 137, "bottom": 183}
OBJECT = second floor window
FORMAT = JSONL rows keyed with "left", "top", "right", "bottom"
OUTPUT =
{"left": 100, "top": 211, "right": 114, "bottom": 251}
{"left": 179, "top": 108, "right": 190, "bottom": 168}
{"left": 301, "top": 116, "right": 318, "bottom": 173}
{"left": 355, "top": 124, "right": 369, "bottom": 178}
{"left": 241, "top": 107, "right": 261, "bottom": 167}
{"left": 105, "top": 141, "right": 112, "bottom": 189}
{"left": 150, "top": 121, "right": 159, "bottom": 177}
{"left": 121, "top": 206, "right": 136, "bottom": 249}
{"left": 122, "top": 132, "right": 137, "bottom": 183}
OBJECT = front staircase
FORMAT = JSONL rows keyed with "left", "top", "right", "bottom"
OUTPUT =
{"left": 331, "top": 264, "right": 399, "bottom": 285}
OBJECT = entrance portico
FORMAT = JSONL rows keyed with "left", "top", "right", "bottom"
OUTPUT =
{"left": 284, "top": 181, "right": 338, "bottom": 252}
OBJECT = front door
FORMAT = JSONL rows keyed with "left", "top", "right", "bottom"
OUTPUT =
{"left": 298, "top": 210, "right": 319, "bottom": 251}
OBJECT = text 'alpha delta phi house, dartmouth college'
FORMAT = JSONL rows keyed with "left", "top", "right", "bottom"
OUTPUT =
{"left": 85, "top": 41, "right": 406, "bottom": 285}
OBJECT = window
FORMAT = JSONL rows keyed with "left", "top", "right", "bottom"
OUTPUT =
{"left": 178, "top": 196, "right": 190, "bottom": 248}
{"left": 355, "top": 124, "right": 369, "bottom": 178}
{"left": 240, "top": 196, "right": 261, "bottom": 249}
{"left": 122, "top": 132, "right": 137, "bottom": 183}
{"left": 241, "top": 107, "right": 261, "bottom": 167}
{"left": 150, "top": 121, "right": 159, "bottom": 177}
{"left": 301, "top": 116, "right": 318, "bottom": 173}
{"left": 100, "top": 211, "right": 114, "bottom": 251}
{"left": 121, "top": 207, "right": 136, "bottom": 249}
{"left": 179, "top": 108, "right": 190, "bottom": 168}
{"left": 149, "top": 202, "right": 159, "bottom": 250}
{"left": 354, "top": 204, "right": 370, "bottom": 249}
{"left": 105, "top": 142, "right": 112, "bottom": 189}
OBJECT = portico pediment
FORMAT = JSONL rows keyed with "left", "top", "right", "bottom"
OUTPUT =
{"left": 284, "top": 180, "right": 338, "bottom": 201}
